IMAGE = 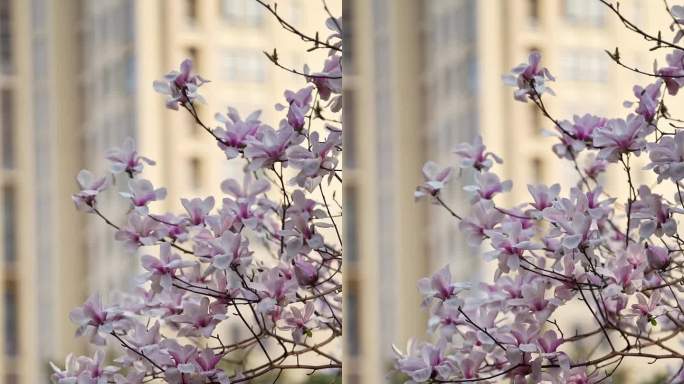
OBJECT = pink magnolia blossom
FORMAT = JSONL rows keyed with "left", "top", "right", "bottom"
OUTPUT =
{"left": 69, "top": 294, "right": 128, "bottom": 345}
{"left": 277, "top": 302, "right": 318, "bottom": 343}
{"left": 275, "top": 86, "right": 314, "bottom": 130}
{"left": 120, "top": 179, "right": 167, "bottom": 214}
{"left": 415, "top": 161, "right": 454, "bottom": 200}
{"left": 503, "top": 51, "right": 556, "bottom": 102}
{"left": 624, "top": 81, "right": 662, "bottom": 122}
{"left": 105, "top": 137, "right": 155, "bottom": 176}
{"left": 593, "top": 114, "right": 652, "bottom": 161}
{"left": 72, "top": 170, "right": 111, "bottom": 212}
{"left": 453, "top": 135, "right": 502, "bottom": 171}
{"left": 153, "top": 58, "right": 208, "bottom": 110}
{"left": 213, "top": 107, "right": 263, "bottom": 159}
{"left": 647, "top": 130, "right": 684, "bottom": 182}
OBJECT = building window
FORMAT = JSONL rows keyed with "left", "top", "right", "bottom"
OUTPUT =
{"left": 4, "top": 283, "right": 18, "bottom": 356}
{"left": 0, "top": 0, "right": 11, "bottom": 74}
{"left": 187, "top": 47, "right": 200, "bottom": 71}
{"left": 532, "top": 157, "right": 545, "bottom": 183}
{"left": 220, "top": 0, "right": 264, "bottom": 26}
{"left": 528, "top": 0, "right": 540, "bottom": 26}
{"left": 189, "top": 157, "right": 203, "bottom": 190}
{"left": 3, "top": 185, "right": 16, "bottom": 264}
{"left": 560, "top": 50, "right": 609, "bottom": 83}
{"left": 564, "top": 0, "right": 604, "bottom": 26}
{"left": 344, "top": 186, "right": 358, "bottom": 264}
{"left": 185, "top": 0, "right": 198, "bottom": 25}
{"left": 531, "top": 104, "right": 544, "bottom": 136}
{"left": 2, "top": 89, "right": 14, "bottom": 169}
{"left": 345, "top": 287, "right": 360, "bottom": 356}
{"left": 219, "top": 50, "right": 266, "bottom": 82}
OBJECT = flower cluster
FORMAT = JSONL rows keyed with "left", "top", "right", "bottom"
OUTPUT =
{"left": 402, "top": 29, "right": 684, "bottom": 383}
{"left": 56, "top": 7, "right": 343, "bottom": 383}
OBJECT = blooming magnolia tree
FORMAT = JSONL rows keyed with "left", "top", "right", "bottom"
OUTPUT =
{"left": 52, "top": 3, "right": 342, "bottom": 383}
{"left": 396, "top": 2, "right": 684, "bottom": 384}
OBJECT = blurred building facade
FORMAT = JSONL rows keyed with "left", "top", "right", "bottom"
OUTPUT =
{"left": 0, "top": 0, "right": 334, "bottom": 382}
{"left": 344, "top": 0, "right": 673, "bottom": 383}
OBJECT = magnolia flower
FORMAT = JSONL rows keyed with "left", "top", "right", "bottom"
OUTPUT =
{"left": 105, "top": 137, "right": 155, "bottom": 176}
{"left": 51, "top": 350, "right": 119, "bottom": 384}
{"left": 140, "top": 244, "right": 195, "bottom": 292}
{"left": 630, "top": 292, "right": 665, "bottom": 330}
{"left": 624, "top": 81, "right": 662, "bottom": 122}
{"left": 214, "top": 107, "right": 263, "bottom": 159}
{"left": 287, "top": 129, "right": 342, "bottom": 191}
{"left": 415, "top": 161, "right": 453, "bottom": 200}
{"left": 293, "top": 256, "right": 319, "bottom": 286}
{"left": 72, "top": 170, "right": 111, "bottom": 212}
{"left": 646, "top": 244, "right": 671, "bottom": 270}
{"left": 209, "top": 231, "right": 252, "bottom": 271}
{"left": 153, "top": 58, "right": 208, "bottom": 110}
{"left": 552, "top": 114, "right": 607, "bottom": 159}
{"left": 170, "top": 297, "right": 226, "bottom": 337}
{"left": 69, "top": 294, "right": 128, "bottom": 345}
{"left": 593, "top": 114, "right": 652, "bottom": 162}
{"left": 120, "top": 179, "right": 167, "bottom": 214}
{"left": 275, "top": 86, "right": 314, "bottom": 130}
{"left": 658, "top": 50, "right": 684, "bottom": 94}
{"left": 463, "top": 171, "right": 512, "bottom": 202}
{"left": 458, "top": 200, "right": 503, "bottom": 246}
{"left": 393, "top": 340, "right": 455, "bottom": 382}
{"left": 630, "top": 186, "right": 678, "bottom": 238}
{"left": 277, "top": 302, "right": 318, "bottom": 343}
{"left": 503, "top": 51, "right": 556, "bottom": 102}
{"left": 181, "top": 196, "right": 215, "bottom": 226}
{"left": 244, "top": 124, "right": 302, "bottom": 170}
{"left": 453, "top": 135, "right": 502, "bottom": 171}
{"left": 114, "top": 213, "right": 167, "bottom": 251}
{"left": 305, "top": 54, "right": 342, "bottom": 109}
{"left": 252, "top": 268, "right": 298, "bottom": 314}
{"left": 647, "top": 130, "right": 684, "bottom": 182}
{"left": 528, "top": 183, "right": 561, "bottom": 212}
{"left": 583, "top": 154, "right": 608, "bottom": 179}
{"left": 417, "top": 265, "right": 468, "bottom": 307}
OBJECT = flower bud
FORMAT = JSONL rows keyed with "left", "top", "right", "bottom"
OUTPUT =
{"left": 293, "top": 257, "right": 318, "bottom": 286}
{"left": 646, "top": 245, "right": 670, "bottom": 271}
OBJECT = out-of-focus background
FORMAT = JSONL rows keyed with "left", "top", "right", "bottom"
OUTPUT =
{"left": 343, "top": 0, "right": 682, "bottom": 383}
{"left": 0, "top": 0, "right": 339, "bottom": 382}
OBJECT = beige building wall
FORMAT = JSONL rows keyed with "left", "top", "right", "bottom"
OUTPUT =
{"left": 347, "top": 0, "right": 682, "bottom": 383}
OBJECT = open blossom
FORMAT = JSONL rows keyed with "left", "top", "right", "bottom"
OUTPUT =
{"left": 527, "top": 183, "right": 561, "bottom": 213}
{"left": 208, "top": 231, "right": 252, "bottom": 271}
{"left": 415, "top": 161, "right": 453, "bottom": 200}
{"left": 502, "top": 51, "right": 555, "bottom": 102}
{"left": 244, "top": 124, "right": 303, "bottom": 170}
{"left": 630, "top": 186, "right": 678, "bottom": 238}
{"left": 140, "top": 244, "right": 195, "bottom": 292}
{"left": 453, "top": 135, "right": 502, "bottom": 171}
{"left": 393, "top": 340, "right": 455, "bottom": 382}
{"left": 552, "top": 114, "right": 607, "bottom": 159}
{"left": 120, "top": 179, "right": 167, "bottom": 214}
{"left": 181, "top": 196, "right": 215, "bottom": 226}
{"left": 105, "top": 137, "right": 155, "bottom": 176}
{"left": 275, "top": 86, "right": 314, "bottom": 130}
{"left": 624, "top": 81, "right": 662, "bottom": 122}
{"left": 306, "top": 54, "right": 342, "bottom": 111}
{"left": 69, "top": 294, "right": 128, "bottom": 345}
{"left": 658, "top": 49, "right": 684, "bottom": 94}
{"left": 169, "top": 297, "right": 226, "bottom": 337}
{"left": 213, "top": 108, "right": 263, "bottom": 159}
{"left": 630, "top": 292, "right": 665, "bottom": 330}
{"left": 153, "top": 58, "right": 208, "bottom": 110}
{"left": 287, "top": 128, "right": 342, "bottom": 190}
{"left": 647, "top": 130, "right": 684, "bottom": 182}
{"left": 463, "top": 171, "right": 512, "bottom": 202}
{"left": 592, "top": 114, "right": 652, "bottom": 161}
{"left": 51, "top": 350, "right": 119, "bottom": 384}
{"left": 277, "top": 302, "right": 318, "bottom": 343}
{"left": 72, "top": 170, "right": 111, "bottom": 212}
{"left": 417, "top": 265, "right": 468, "bottom": 307}
{"left": 115, "top": 213, "right": 167, "bottom": 251}
{"left": 458, "top": 200, "right": 503, "bottom": 246}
